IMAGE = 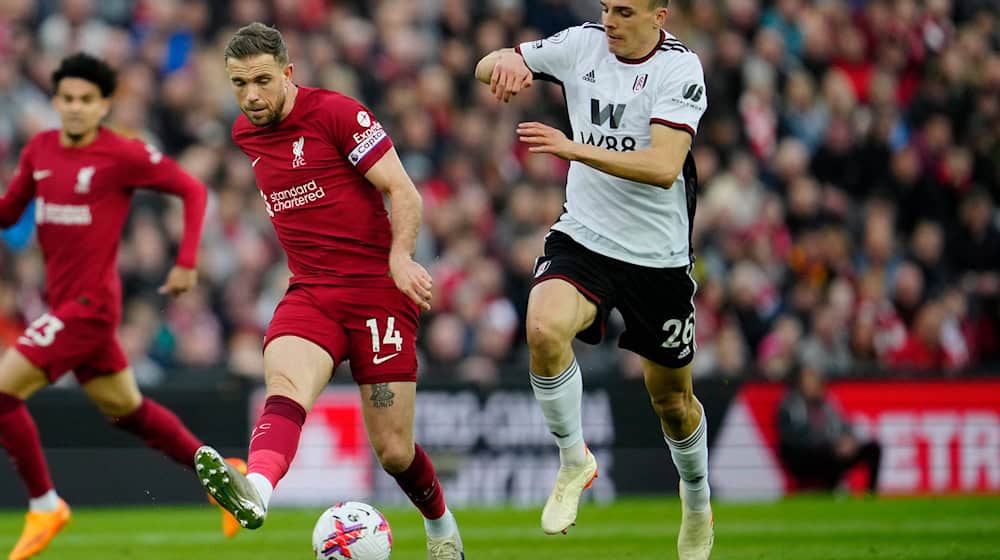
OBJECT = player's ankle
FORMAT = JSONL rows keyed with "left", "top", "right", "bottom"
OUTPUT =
{"left": 423, "top": 507, "right": 457, "bottom": 538}
{"left": 559, "top": 440, "right": 588, "bottom": 467}
{"left": 246, "top": 473, "right": 273, "bottom": 509}
{"left": 28, "top": 490, "right": 61, "bottom": 512}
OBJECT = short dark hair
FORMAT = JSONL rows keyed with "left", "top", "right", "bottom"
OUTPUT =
{"left": 651, "top": 0, "right": 669, "bottom": 7}
{"left": 225, "top": 22, "right": 288, "bottom": 65}
{"left": 52, "top": 53, "right": 117, "bottom": 97}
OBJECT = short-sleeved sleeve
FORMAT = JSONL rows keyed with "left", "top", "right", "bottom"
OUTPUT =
{"left": 327, "top": 96, "right": 394, "bottom": 175}
{"left": 516, "top": 25, "right": 587, "bottom": 83}
{"left": 650, "top": 53, "right": 708, "bottom": 137}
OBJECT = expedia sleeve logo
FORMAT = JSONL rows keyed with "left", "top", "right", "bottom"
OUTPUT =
{"left": 348, "top": 123, "right": 388, "bottom": 166}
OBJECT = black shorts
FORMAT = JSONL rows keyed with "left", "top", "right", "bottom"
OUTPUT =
{"left": 533, "top": 230, "right": 697, "bottom": 368}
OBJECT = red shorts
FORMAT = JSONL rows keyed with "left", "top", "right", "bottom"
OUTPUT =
{"left": 15, "top": 301, "right": 128, "bottom": 384}
{"left": 264, "top": 284, "right": 420, "bottom": 385}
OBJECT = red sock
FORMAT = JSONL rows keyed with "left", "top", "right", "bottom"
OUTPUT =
{"left": 0, "top": 392, "right": 54, "bottom": 498}
{"left": 391, "top": 444, "right": 447, "bottom": 519}
{"left": 112, "top": 398, "right": 203, "bottom": 469}
{"left": 247, "top": 395, "right": 307, "bottom": 487}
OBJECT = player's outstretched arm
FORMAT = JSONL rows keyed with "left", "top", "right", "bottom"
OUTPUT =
{"left": 517, "top": 121, "right": 692, "bottom": 188}
{"left": 364, "top": 147, "right": 434, "bottom": 311}
{"left": 475, "top": 48, "right": 533, "bottom": 103}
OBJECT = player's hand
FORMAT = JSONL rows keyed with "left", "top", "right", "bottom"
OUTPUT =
{"left": 490, "top": 51, "right": 533, "bottom": 103}
{"left": 159, "top": 265, "right": 198, "bottom": 296}
{"left": 389, "top": 253, "right": 433, "bottom": 311}
{"left": 517, "top": 122, "right": 577, "bottom": 160}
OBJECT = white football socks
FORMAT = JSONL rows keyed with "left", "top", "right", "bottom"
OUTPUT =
{"left": 247, "top": 473, "right": 274, "bottom": 511}
{"left": 423, "top": 507, "right": 458, "bottom": 538}
{"left": 664, "top": 401, "right": 711, "bottom": 512}
{"left": 530, "top": 358, "right": 587, "bottom": 467}
{"left": 28, "top": 489, "right": 60, "bottom": 512}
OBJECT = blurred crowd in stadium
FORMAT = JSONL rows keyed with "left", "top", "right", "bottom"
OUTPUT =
{"left": 0, "top": 0, "right": 997, "bottom": 387}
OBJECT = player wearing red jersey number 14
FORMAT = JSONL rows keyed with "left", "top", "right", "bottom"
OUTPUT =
{"left": 0, "top": 53, "right": 244, "bottom": 560}
{"left": 193, "top": 23, "right": 464, "bottom": 560}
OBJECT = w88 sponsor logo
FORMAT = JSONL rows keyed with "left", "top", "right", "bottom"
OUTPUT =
{"left": 579, "top": 131, "right": 637, "bottom": 152}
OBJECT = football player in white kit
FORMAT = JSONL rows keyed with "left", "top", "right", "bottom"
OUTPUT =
{"left": 475, "top": 1, "right": 712, "bottom": 558}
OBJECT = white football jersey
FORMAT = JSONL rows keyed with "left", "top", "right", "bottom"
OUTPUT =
{"left": 518, "top": 23, "right": 707, "bottom": 267}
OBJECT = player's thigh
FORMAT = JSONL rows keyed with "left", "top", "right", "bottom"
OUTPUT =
{"left": 264, "top": 286, "right": 349, "bottom": 410}
{"left": 527, "top": 231, "right": 613, "bottom": 344}
{"left": 8, "top": 310, "right": 108, "bottom": 396}
{"left": 0, "top": 348, "right": 49, "bottom": 399}
{"left": 359, "top": 381, "right": 416, "bottom": 472}
{"left": 264, "top": 336, "right": 337, "bottom": 411}
{"left": 527, "top": 279, "right": 598, "bottom": 341}
{"left": 81, "top": 367, "right": 142, "bottom": 419}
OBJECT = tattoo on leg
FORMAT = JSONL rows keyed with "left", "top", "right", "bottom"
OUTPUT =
{"left": 370, "top": 383, "right": 395, "bottom": 408}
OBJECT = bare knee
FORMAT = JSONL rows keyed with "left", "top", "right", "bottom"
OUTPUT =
{"left": 650, "top": 391, "right": 695, "bottom": 429}
{"left": 375, "top": 438, "right": 415, "bottom": 474}
{"left": 265, "top": 371, "right": 312, "bottom": 411}
{"left": 526, "top": 314, "right": 573, "bottom": 363}
{"left": 94, "top": 392, "right": 142, "bottom": 420}
{"left": 0, "top": 350, "right": 48, "bottom": 400}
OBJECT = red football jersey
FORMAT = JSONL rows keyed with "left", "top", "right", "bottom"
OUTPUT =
{"left": 232, "top": 86, "right": 396, "bottom": 288}
{"left": 0, "top": 128, "right": 207, "bottom": 323}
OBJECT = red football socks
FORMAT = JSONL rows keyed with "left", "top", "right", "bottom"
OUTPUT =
{"left": 0, "top": 392, "right": 55, "bottom": 498}
{"left": 112, "top": 398, "right": 203, "bottom": 468}
{"left": 390, "top": 444, "right": 447, "bottom": 520}
{"left": 247, "top": 395, "right": 307, "bottom": 487}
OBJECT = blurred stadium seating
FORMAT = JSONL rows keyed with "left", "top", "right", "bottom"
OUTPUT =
{"left": 0, "top": 0, "right": 998, "bottom": 389}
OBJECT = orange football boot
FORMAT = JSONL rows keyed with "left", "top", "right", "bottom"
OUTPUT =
{"left": 8, "top": 499, "right": 71, "bottom": 560}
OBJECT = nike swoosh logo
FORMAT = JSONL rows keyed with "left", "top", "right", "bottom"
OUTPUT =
{"left": 372, "top": 352, "right": 400, "bottom": 365}
{"left": 251, "top": 156, "right": 261, "bottom": 167}
{"left": 250, "top": 423, "right": 271, "bottom": 444}
{"left": 33, "top": 170, "right": 52, "bottom": 180}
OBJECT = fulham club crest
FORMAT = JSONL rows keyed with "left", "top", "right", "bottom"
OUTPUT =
{"left": 633, "top": 73, "right": 648, "bottom": 92}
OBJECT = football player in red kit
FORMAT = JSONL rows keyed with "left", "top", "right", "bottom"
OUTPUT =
{"left": 0, "top": 54, "right": 243, "bottom": 560}
{"left": 194, "top": 23, "right": 464, "bottom": 559}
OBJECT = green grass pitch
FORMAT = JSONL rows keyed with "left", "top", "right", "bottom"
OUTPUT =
{"left": 2, "top": 496, "right": 998, "bottom": 559}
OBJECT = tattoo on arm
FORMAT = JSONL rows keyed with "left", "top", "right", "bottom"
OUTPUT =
{"left": 370, "top": 383, "right": 395, "bottom": 408}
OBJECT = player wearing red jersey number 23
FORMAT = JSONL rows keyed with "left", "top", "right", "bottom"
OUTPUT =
{"left": 0, "top": 53, "right": 245, "bottom": 560}
{"left": 193, "top": 23, "right": 464, "bottom": 560}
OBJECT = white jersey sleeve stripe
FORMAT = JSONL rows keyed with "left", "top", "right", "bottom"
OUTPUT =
{"left": 650, "top": 118, "right": 696, "bottom": 137}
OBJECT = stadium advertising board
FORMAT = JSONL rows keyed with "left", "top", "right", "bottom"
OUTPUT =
{"left": 267, "top": 379, "right": 735, "bottom": 507}
{"left": 712, "top": 380, "right": 1000, "bottom": 499}
{"left": 374, "top": 389, "right": 617, "bottom": 508}
{"left": 266, "top": 387, "right": 617, "bottom": 507}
